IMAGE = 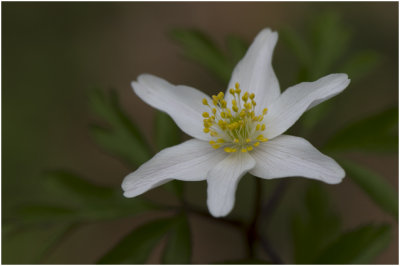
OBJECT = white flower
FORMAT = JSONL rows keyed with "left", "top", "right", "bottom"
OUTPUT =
{"left": 122, "top": 28, "right": 350, "bottom": 217}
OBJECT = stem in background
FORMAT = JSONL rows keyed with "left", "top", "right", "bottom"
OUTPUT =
{"left": 258, "top": 180, "right": 288, "bottom": 264}
{"left": 262, "top": 180, "right": 288, "bottom": 226}
{"left": 259, "top": 236, "right": 284, "bottom": 264}
{"left": 246, "top": 178, "right": 262, "bottom": 257}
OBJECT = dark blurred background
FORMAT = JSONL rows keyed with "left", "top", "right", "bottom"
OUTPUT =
{"left": 2, "top": 2, "right": 398, "bottom": 263}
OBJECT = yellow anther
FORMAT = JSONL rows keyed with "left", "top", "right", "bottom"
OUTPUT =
{"left": 257, "top": 135, "right": 265, "bottom": 141}
{"left": 224, "top": 147, "right": 232, "bottom": 153}
{"left": 221, "top": 100, "right": 227, "bottom": 108}
{"left": 263, "top": 108, "right": 268, "bottom": 115}
{"left": 202, "top": 89, "right": 268, "bottom": 152}
{"left": 218, "top": 120, "right": 225, "bottom": 128}
{"left": 242, "top": 92, "right": 248, "bottom": 102}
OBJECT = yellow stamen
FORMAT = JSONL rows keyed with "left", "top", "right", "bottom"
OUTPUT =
{"left": 201, "top": 85, "right": 269, "bottom": 153}
{"left": 261, "top": 124, "right": 266, "bottom": 131}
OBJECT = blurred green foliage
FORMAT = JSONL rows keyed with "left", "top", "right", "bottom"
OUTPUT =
{"left": 340, "top": 160, "right": 398, "bottom": 218}
{"left": 291, "top": 184, "right": 341, "bottom": 263}
{"left": 314, "top": 224, "right": 392, "bottom": 264}
{"left": 3, "top": 10, "right": 397, "bottom": 264}
{"left": 324, "top": 107, "right": 398, "bottom": 153}
{"left": 170, "top": 29, "right": 248, "bottom": 84}
{"left": 89, "top": 89, "right": 153, "bottom": 167}
{"left": 162, "top": 214, "right": 192, "bottom": 264}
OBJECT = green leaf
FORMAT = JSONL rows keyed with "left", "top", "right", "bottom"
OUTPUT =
{"left": 309, "top": 12, "right": 351, "bottom": 78}
{"left": 340, "top": 160, "right": 398, "bottom": 218}
{"left": 280, "top": 28, "right": 312, "bottom": 72}
{"left": 292, "top": 183, "right": 341, "bottom": 263}
{"left": 170, "top": 29, "right": 232, "bottom": 83}
{"left": 314, "top": 224, "right": 391, "bottom": 264}
{"left": 300, "top": 100, "right": 335, "bottom": 135}
{"left": 10, "top": 171, "right": 157, "bottom": 224}
{"left": 225, "top": 35, "right": 248, "bottom": 65}
{"left": 98, "top": 218, "right": 173, "bottom": 264}
{"left": 14, "top": 204, "right": 78, "bottom": 223}
{"left": 340, "top": 50, "right": 381, "bottom": 82}
{"left": 155, "top": 111, "right": 181, "bottom": 150}
{"left": 14, "top": 196, "right": 155, "bottom": 224}
{"left": 162, "top": 214, "right": 192, "bottom": 264}
{"left": 2, "top": 223, "right": 73, "bottom": 264}
{"left": 89, "top": 89, "right": 152, "bottom": 167}
{"left": 43, "top": 170, "right": 115, "bottom": 204}
{"left": 324, "top": 107, "right": 398, "bottom": 153}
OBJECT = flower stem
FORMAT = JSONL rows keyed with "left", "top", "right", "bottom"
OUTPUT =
{"left": 259, "top": 180, "right": 288, "bottom": 264}
{"left": 246, "top": 177, "right": 262, "bottom": 257}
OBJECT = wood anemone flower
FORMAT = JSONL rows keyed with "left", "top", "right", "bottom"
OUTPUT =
{"left": 122, "top": 28, "right": 351, "bottom": 217}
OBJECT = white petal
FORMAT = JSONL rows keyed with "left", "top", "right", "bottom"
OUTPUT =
{"left": 132, "top": 74, "right": 212, "bottom": 141}
{"left": 207, "top": 152, "right": 256, "bottom": 217}
{"left": 122, "top": 139, "right": 226, "bottom": 197}
{"left": 226, "top": 28, "right": 280, "bottom": 113}
{"left": 250, "top": 135, "right": 345, "bottom": 184}
{"left": 264, "top": 74, "right": 350, "bottom": 139}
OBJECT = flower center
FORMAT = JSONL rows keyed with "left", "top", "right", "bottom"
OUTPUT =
{"left": 202, "top": 82, "right": 268, "bottom": 153}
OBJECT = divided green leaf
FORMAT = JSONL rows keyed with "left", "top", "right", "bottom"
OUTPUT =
{"left": 98, "top": 218, "right": 173, "bottom": 264}
{"left": 89, "top": 89, "right": 152, "bottom": 168}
